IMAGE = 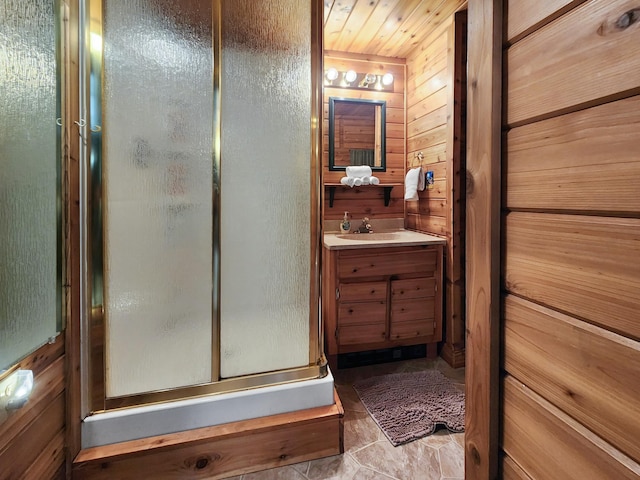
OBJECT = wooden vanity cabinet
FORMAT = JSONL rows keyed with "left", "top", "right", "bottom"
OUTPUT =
{"left": 323, "top": 244, "right": 443, "bottom": 369}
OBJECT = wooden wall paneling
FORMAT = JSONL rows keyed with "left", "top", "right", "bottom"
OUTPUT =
{"left": 73, "top": 393, "right": 344, "bottom": 480}
{"left": 506, "top": 95, "right": 640, "bottom": 213}
{"left": 23, "top": 426, "right": 66, "bottom": 480}
{"left": 465, "top": 0, "right": 502, "bottom": 478}
{"left": 405, "top": 32, "right": 448, "bottom": 91}
{"left": 406, "top": 214, "right": 447, "bottom": 236}
{"left": 501, "top": 454, "right": 533, "bottom": 480}
{"left": 504, "top": 294, "right": 640, "bottom": 463}
{"left": 0, "top": 338, "right": 66, "bottom": 480}
{"left": 406, "top": 84, "right": 448, "bottom": 122}
{"left": 405, "top": 198, "right": 447, "bottom": 217}
{"left": 0, "top": 346, "right": 64, "bottom": 454}
{"left": 504, "top": 212, "right": 640, "bottom": 340}
{"left": 507, "top": 0, "right": 640, "bottom": 126}
{"left": 1, "top": 394, "right": 65, "bottom": 480}
{"left": 406, "top": 105, "right": 447, "bottom": 138}
{"left": 406, "top": 124, "right": 446, "bottom": 155}
{"left": 505, "top": 0, "right": 588, "bottom": 43}
{"left": 503, "top": 375, "right": 640, "bottom": 479}
{"left": 407, "top": 143, "right": 446, "bottom": 167}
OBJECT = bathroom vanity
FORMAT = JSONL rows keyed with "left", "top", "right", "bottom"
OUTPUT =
{"left": 323, "top": 231, "right": 446, "bottom": 370}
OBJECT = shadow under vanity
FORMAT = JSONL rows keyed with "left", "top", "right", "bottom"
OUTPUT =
{"left": 322, "top": 227, "right": 446, "bottom": 371}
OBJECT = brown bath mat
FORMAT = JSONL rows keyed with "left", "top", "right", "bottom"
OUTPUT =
{"left": 352, "top": 369, "right": 465, "bottom": 446}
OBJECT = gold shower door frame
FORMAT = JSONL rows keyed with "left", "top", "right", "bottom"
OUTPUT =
{"left": 85, "top": 0, "right": 324, "bottom": 413}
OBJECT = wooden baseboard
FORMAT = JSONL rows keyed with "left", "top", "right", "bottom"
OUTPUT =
{"left": 73, "top": 390, "right": 344, "bottom": 480}
{"left": 440, "top": 342, "right": 465, "bottom": 368}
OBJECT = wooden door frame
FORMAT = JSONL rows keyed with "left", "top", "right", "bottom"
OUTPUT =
{"left": 464, "top": 0, "right": 502, "bottom": 479}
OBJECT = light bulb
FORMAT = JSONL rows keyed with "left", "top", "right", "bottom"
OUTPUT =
{"left": 382, "top": 73, "right": 394, "bottom": 86}
{"left": 325, "top": 68, "right": 338, "bottom": 81}
{"left": 344, "top": 70, "right": 357, "bottom": 83}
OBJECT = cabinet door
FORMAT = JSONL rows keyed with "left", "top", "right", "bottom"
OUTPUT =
{"left": 339, "top": 281, "right": 387, "bottom": 302}
{"left": 390, "top": 277, "right": 436, "bottom": 340}
{"left": 391, "top": 278, "right": 435, "bottom": 300}
{"left": 390, "top": 297, "right": 435, "bottom": 339}
{"left": 389, "top": 319, "right": 435, "bottom": 340}
{"left": 338, "top": 301, "right": 386, "bottom": 326}
{"left": 338, "top": 324, "right": 387, "bottom": 346}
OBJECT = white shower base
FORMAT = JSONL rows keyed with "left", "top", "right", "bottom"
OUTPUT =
{"left": 82, "top": 370, "right": 335, "bottom": 448}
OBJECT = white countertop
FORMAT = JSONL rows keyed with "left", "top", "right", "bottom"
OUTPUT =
{"left": 323, "top": 229, "right": 446, "bottom": 250}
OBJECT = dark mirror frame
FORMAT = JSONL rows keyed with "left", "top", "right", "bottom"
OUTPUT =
{"left": 328, "top": 97, "right": 386, "bottom": 172}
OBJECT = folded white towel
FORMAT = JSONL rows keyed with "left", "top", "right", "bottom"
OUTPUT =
{"left": 340, "top": 176, "right": 355, "bottom": 187}
{"left": 404, "top": 167, "right": 421, "bottom": 201}
{"left": 346, "top": 166, "right": 372, "bottom": 178}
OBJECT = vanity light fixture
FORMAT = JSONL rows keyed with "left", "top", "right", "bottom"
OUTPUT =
{"left": 324, "top": 68, "right": 395, "bottom": 92}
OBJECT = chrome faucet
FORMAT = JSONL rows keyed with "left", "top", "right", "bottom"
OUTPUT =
{"left": 357, "top": 217, "right": 373, "bottom": 233}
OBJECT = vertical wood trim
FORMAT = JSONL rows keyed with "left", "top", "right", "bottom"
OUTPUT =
{"left": 465, "top": 0, "right": 502, "bottom": 478}
{"left": 65, "top": 0, "right": 82, "bottom": 474}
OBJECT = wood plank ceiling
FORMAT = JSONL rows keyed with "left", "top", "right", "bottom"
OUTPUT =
{"left": 324, "top": 0, "right": 458, "bottom": 58}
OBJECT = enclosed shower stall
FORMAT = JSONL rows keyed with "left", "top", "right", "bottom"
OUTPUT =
{"left": 80, "top": 0, "right": 331, "bottom": 447}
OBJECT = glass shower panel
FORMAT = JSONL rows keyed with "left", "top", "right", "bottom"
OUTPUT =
{"left": 220, "top": 0, "right": 311, "bottom": 378}
{"left": 0, "top": 0, "right": 60, "bottom": 369}
{"left": 101, "top": 0, "right": 213, "bottom": 397}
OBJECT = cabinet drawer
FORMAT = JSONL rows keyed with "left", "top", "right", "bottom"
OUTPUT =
{"left": 338, "top": 301, "right": 386, "bottom": 326}
{"left": 391, "top": 297, "right": 435, "bottom": 323}
{"left": 391, "top": 278, "right": 435, "bottom": 299}
{"left": 338, "top": 250, "right": 437, "bottom": 279}
{"left": 338, "top": 324, "right": 386, "bottom": 346}
{"left": 339, "top": 281, "right": 387, "bottom": 302}
{"left": 390, "top": 320, "right": 435, "bottom": 340}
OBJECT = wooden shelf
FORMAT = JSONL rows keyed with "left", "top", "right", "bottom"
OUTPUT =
{"left": 324, "top": 183, "right": 401, "bottom": 208}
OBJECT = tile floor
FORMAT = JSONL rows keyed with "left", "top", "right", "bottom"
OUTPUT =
{"left": 225, "top": 356, "right": 465, "bottom": 480}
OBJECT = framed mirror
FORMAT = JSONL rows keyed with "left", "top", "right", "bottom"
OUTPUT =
{"left": 328, "top": 97, "right": 386, "bottom": 171}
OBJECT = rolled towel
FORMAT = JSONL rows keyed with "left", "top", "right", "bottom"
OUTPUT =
{"left": 353, "top": 177, "right": 363, "bottom": 186}
{"left": 361, "top": 176, "right": 371, "bottom": 185}
{"left": 368, "top": 176, "right": 380, "bottom": 185}
{"left": 346, "top": 166, "right": 372, "bottom": 178}
{"left": 340, "top": 176, "right": 355, "bottom": 187}
{"left": 404, "top": 167, "right": 421, "bottom": 201}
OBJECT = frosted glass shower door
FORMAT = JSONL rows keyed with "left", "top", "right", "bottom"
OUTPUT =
{"left": 0, "top": 0, "right": 60, "bottom": 370}
{"left": 219, "top": 0, "right": 311, "bottom": 378}
{"left": 99, "top": 0, "right": 213, "bottom": 397}
{"left": 90, "top": 0, "right": 319, "bottom": 402}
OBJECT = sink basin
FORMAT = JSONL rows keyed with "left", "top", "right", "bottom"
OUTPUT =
{"left": 336, "top": 232, "right": 399, "bottom": 241}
